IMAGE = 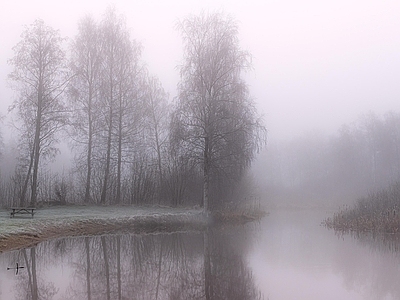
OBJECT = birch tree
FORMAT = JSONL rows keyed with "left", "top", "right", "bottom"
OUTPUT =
{"left": 69, "top": 16, "right": 102, "bottom": 203}
{"left": 144, "top": 75, "right": 169, "bottom": 196}
{"left": 98, "top": 9, "right": 144, "bottom": 204}
{"left": 9, "top": 19, "right": 68, "bottom": 207}
{"left": 174, "top": 12, "right": 265, "bottom": 212}
{"left": 113, "top": 34, "right": 143, "bottom": 205}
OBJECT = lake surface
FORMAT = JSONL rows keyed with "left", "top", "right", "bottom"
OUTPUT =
{"left": 1, "top": 209, "right": 400, "bottom": 299}
{"left": 249, "top": 209, "right": 400, "bottom": 300}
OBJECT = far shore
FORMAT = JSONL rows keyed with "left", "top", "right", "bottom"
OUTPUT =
{"left": 0, "top": 205, "right": 266, "bottom": 253}
{"left": 323, "top": 212, "right": 400, "bottom": 234}
{"left": 323, "top": 181, "right": 400, "bottom": 234}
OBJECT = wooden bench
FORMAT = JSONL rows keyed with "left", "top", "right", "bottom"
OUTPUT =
{"left": 10, "top": 207, "right": 36, "bottom": 218}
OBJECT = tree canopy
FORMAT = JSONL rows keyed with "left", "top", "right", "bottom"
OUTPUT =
{"left": 173, "top": 12, "right": 265, "bottom": 211}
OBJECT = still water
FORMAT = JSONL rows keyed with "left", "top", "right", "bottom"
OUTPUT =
{"left": 1, "top": 209, "right": 400, "bottom": 299}
{"left": 249, "top": 209, "right": 400, "bottom": 300}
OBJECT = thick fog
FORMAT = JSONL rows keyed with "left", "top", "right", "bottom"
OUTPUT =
{"left": 3, "top": 4, "right": 400, "bottom": 300}
{"left": 2, "top": 1, "right": 400, "bottom": 138}
{"left": 1, "top": 0, "right": 400, "bottom": 208}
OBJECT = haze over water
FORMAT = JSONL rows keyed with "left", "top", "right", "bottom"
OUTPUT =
{"left": 2, "top": 209, "right": 400, "bottom": 299}
{"left": 1, "top": 1, "right": 400, "bottom": 299}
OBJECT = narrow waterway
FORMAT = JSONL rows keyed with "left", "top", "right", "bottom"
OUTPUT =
{"left": 1, "top": 209, "right": 400, "bottom": 299}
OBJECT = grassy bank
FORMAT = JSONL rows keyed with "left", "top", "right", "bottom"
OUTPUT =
{"left": 0, "top": 205, "right": 266, "bottom": 253}
{"left": 212, "top": 208, "right": 268, "bottom": 225}
{"left": 324, "top": 182, "right": 400, "bottom": 233}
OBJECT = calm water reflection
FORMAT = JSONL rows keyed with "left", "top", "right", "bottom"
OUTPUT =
{"left": 2, "top": 209, "right": 400, "bottom": 300}
{"left": 0, "top": 226, "right": 261, "bottom": 300}
{"left": 249, "top": 209, "right": 400, "bottom": 300}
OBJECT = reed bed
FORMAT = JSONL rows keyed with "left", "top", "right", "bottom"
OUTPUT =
{"left": 324, "top": 182, "right": 400, "bottom": 233}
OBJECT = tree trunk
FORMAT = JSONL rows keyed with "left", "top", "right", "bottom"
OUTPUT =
{"left": 84, "top": 88, "right": 93, "bottom": 204}
{"left": 154, "top": 122, "right": 164, "bottom": 203}
{"left": 100, "top": 107, "right": 113, "bottom": 205}
{"left": 30, "top": 83, "right": 43, "bottom": 207}
{"left": 84, "top": 133, "right": 93, "bottom": 204}
{"left": 203, "top": 136, "right": 210, "bottom": 212}
{"left": 20, "top": 147, "right": 35, "bottom": 207}
{"left": 116, "top": 95, "right": 122, "bottom": 204}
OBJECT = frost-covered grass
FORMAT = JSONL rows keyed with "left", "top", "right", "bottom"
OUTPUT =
{"left": 0, "top": 205, "right": 204, "bottom": 234}
{"left": 0, "top": 205, "right": 206, "bottom": 252}
{"left": 0, "top": 204, "right": 266, "bottom": 253}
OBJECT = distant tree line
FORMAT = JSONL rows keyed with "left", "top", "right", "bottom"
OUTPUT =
{"left": 1, "top": 9, "right": 265, "bottom": 211}
{"left": 260, "top": 111, "right": 400, "bottom": 207}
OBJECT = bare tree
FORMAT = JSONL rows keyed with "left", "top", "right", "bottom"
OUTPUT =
{"left": 98, "top": 8, "right": 144, "bottom": 204}
{"left": 113, "top": 35, "right": 143, "bottom": 205}
{"left": 8, "top": 19, "right": 68, "bottom": 207}
{"left": 173, "top": 12, "right": 265, "bottom": 212}
{"left": 69, "top": 16, "right": 102, "bottom": 204}
{"left": 98, "top": 10, "right": 118, "bottom": 205}
{"left": 144, "top": 75, "right": 169, "bottom": 198}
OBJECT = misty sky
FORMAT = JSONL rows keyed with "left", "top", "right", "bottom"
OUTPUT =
{"left": 1, "top": 0, "right": 400, "bottom": 141}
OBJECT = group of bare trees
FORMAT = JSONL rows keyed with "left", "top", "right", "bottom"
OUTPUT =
{"left": 68, "top": 10, "right": 149, "bottom": 206}
{"left": 260, "top": 111, "right": 400, "bottom": 207}
{"left": 3, "top": 10, "right": 264, "bottom": 211}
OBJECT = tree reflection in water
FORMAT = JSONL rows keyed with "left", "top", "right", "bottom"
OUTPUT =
{"left": 3, "top": 227, "right": 262, "bottom": 300}
{"left": 8, "top": 247, "right": 58, "bottom": 300}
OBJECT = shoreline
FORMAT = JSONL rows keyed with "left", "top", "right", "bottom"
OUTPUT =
{"left": 0, "top": 206, "right": 266, "bottom": 253}
{"left": 323, "top": 213, "right": 400, "bottom": 234}
{"left": 0, "top": 216, "right": 207, "bottom": 253}
{"left": 0, "top": 206, "right": 208, "bottom": 253}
